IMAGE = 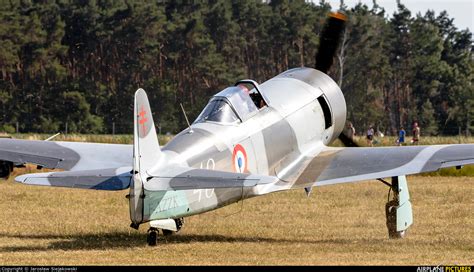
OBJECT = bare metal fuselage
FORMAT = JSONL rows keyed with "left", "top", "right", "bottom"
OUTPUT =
{"left": 134, "top": 67, "right": 346, "bottom": 223}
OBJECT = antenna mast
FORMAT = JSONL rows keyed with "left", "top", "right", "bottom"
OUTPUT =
{"left": 180, "top": 103, "right": 194, "bottom": 134}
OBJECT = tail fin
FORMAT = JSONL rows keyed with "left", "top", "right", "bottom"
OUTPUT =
{"left": 133, "top": 88, "right": 162, "bottom": 174}
{"left": 130, "top": 88, "right": 161, "bottom": 227}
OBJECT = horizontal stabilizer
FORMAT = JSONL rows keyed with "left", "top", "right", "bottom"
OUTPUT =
{"left": 15, "top": 167, "right": 132, "bottom": 190}
{"left": 144, "top": 167, "right": 279, "bottom": 191}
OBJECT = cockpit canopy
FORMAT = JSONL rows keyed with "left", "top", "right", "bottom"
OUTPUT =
{"left": 194, "top": 85, "right": 260, "bottom": 125}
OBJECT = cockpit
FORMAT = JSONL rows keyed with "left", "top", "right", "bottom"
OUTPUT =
{"left": 194, "top": 80, "right": 267, "bottom": 125}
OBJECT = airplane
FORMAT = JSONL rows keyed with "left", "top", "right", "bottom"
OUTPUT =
{"left": 0, "top": 12, "right": 473, "bottom": 246}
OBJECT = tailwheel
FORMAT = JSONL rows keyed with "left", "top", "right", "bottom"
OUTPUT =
{"left": 147, "top": 227, "right": 158, "bottom": 246}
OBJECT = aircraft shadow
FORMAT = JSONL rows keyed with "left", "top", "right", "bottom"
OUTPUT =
{"left": 0, "top": 231, "right": 364, "bottom": 251}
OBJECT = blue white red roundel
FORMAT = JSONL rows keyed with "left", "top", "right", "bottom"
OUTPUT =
{"left": 232, "top": 144, "right": 248, "bottom": 173}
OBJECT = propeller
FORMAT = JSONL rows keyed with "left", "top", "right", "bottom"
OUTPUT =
{"left": 315, "top": 11, "right": 347, "bottom": 74}
{"left": 315, "top": 11, "right": 358, "bottom": 147}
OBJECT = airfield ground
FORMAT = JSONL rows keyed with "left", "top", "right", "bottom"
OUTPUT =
{"left": 0, "top": 165, "right": 472, "bottom": 265}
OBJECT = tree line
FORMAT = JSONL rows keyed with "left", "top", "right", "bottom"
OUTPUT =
{"left": 0, "top": 0, "right": 472, "bottom": 136}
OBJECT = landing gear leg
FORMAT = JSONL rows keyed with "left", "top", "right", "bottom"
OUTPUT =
{"left": 147, "top": 227, "right": 158, "bottom": 246}
{"left": 378, "top": 176, "right": 413, "bottom": 239}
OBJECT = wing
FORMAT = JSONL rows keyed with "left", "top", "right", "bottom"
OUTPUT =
{"left": 2, "top": 138, "right": 133, "bottom": 191}
{"left": 276, "top": 144, "right": 474, "bottom": 188}
{"left": 0, "top": 138, "right": 132, "bottom": 171}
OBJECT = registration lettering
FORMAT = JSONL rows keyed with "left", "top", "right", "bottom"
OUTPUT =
{"left": 157, "top": 196, "right": 179, "bottom": 212}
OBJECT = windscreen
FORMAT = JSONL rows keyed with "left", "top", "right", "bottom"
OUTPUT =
{"left": 231, "top": 87, "right": 258, "bottom": 118}
{"left": 194, "top": 99, "right": 239, "bottom": 124}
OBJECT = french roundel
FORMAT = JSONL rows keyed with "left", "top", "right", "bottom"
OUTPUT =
{"left": 232, "top": 144, "right": 248, "bottom": 173}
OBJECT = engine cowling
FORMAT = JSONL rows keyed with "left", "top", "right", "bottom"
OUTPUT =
{"left": 268, "top": 67, "right": 346, "bottom": 145}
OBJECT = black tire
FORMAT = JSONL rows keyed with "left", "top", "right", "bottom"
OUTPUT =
{"left": 147, "top": 231, "right": 157, "bottom": 246}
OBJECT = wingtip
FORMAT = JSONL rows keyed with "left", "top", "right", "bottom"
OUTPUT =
{"left": 15, "top": 173, "right": 34, "bottom": 183}
{"left": 16, "top": 172, "right": 54, "bottom": 183}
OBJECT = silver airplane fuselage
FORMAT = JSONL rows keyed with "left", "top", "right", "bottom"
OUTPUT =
{"left": 136, "top": 67, "right": 347, "bottom": 223}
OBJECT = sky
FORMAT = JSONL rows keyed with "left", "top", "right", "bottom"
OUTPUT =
{"left": 325, "top": 0, "right": 473, "bottom": 31}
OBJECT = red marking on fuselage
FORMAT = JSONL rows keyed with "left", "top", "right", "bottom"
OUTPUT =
{"left": 138, "top": 106, "right": 148, "bottom": 135}
{"left": 232, "top": 144, "right": 248, "bottom": 173}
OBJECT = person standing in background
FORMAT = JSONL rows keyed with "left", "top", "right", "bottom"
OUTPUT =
{"left": 366, "top": 126, "right": 374, "bottom": 147}
{"left": 347, "top": 122, "right": 356, "bottom": 141}
{"left": 398, "top": 126, "right": 406, "bottom": 146}
{"left": 412, "top": 122, "right": 420, "bottom": 145}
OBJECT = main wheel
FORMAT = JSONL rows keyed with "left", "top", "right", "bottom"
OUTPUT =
{"left": 147, "top": 229, "right": 158, "bottom": 246}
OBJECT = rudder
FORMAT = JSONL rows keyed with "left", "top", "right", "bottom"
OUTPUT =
{"left": 130, "top": 88, "right": 162, "bottom": 228}
{"left": 134, "top": 88, "right": 162, "bottom": 173}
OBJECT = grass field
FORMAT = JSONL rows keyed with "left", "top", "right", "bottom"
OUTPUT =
{"left": 0, "top": 167, "right": 472, "bottom": 265}
{"left": 0, "top": 134, "right": 473, "bottom": 265}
